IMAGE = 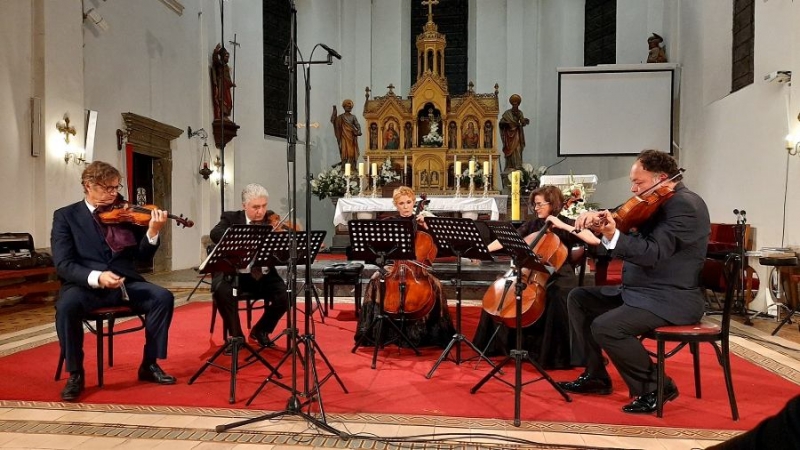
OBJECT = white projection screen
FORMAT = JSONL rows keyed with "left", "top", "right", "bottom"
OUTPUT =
{"left": 558, "top": 68, "right": 674, "bottom": 156}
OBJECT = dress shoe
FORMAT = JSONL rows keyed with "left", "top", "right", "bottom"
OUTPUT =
{"left": 61, "top": 372, "right": 85, "bottom": 402}
{"left": 138, "top": 362, "right": 177, "bottom": 385}
{"left": 622, "top": 381, "right": 679, "bottom": 414}
{"left": 249, "top": 330, "right": 275, "bottom": 348}
{"left": 558, "top": 373, "right": 613, "bottom": 395}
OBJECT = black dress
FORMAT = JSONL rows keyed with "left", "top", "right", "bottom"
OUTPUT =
{"left": 471, "top": 215, "right": 582, "bottom": 370}
{"left": 354, "top": 216, "right": 456, "bottom": 348}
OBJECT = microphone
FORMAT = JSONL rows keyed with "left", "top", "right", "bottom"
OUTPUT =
{"left": 733, "top": 209, "right": 739, "bottom": 215}
{"left": 319, "top": 44, "right": 342, "bottom": 60}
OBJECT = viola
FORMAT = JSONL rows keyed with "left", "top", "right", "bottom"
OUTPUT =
{"left": 383, "top": 193, "right": 438, "bottom": 319}
{"left": 481, "top": 221, "right": 567, "bottom": 328}
{"left": 97, "top": 198, "right": 194, "bottom": 228}
{"left": 610, "top": 168, "right": 685, "bottom": 233}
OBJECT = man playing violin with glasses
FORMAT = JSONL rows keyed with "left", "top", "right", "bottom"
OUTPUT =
{"left": 210, "top": 183, "right": 289, "bottom": 349}
{"left": 51, "top": 161, "right": 176, "bottom": 402}
{"left": 557, "top": 149, "right": 710, "bottom": 415}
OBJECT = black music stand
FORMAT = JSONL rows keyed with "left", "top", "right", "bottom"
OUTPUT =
{"left": 423, "top": 217, "right": 497, "bottom": 379}
{"left": 470, "top": 221, "right": 571, "bottom": 427}
{"left": 187, "top": 224, "right": 281, "bottom": 404}
{"left": 245, "top": 231, "right": 348, "bottom": 410}
{"left": 349, "top": 219, "right": 421, "bottom": 369}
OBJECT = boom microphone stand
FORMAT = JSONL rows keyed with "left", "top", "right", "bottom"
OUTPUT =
{"left": 216, "top": 1, "right": 346, "bottom": 437}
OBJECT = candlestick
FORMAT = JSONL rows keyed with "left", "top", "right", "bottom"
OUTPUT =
{"left": 358, "top": 162, "right": 365, "bottom": 177}
{"left": 468, "top": 174, "right": 475, "bottom": 198}
{"left": 344, "top": 163, "right": 351, "bottom": 177}
{"left": 358, "top": 175, "right": 366, "bottom": 197}
{"left": 371, "top": 174, "right": 378, "bottom": 198}
{"left": 482, "top": 173, "right": 489, "bottom": 198}
{"left": 454, "top": 174, "right": 462, "bottom": 198}
{"left": 511, "top": 170, "right": 521, "bottom": 220}
{"left": 344, "top": 174, "right": 353, "bottom": 198}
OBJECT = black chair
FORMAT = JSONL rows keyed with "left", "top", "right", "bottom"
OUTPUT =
{"left": 322, "top": 262, "right": 364, "bottom": 317}
{"left": 642, "top": 252, "right": 740, "bottom": 420}
{"left": 55, "top": 305, "right": 146, "bottom": 387}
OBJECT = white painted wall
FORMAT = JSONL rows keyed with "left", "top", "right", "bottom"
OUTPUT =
{"left": 3, "top": 0, "right": 800, "bottom": 293}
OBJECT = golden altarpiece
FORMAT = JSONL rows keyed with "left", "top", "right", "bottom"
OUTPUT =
{"left": 362, "top": 3, "right": 500, "bottom": 194}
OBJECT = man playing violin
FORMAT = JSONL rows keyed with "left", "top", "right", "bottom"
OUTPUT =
{"left": 51, "top": 161, "right": 176, "bottom": 402}
{"left": 557, "top": 149, "right": 710, "bottom": 415}
{"left": 210, "top": 183, "right": 288, "bottom": 348}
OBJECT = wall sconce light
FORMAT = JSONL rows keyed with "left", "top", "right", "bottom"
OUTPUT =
{"left": 786, "top": 133, "right": 799, "bottom": 156}
{"left": 56, "top": 116, "right": 77, "bottom": 144}
{"left": 211, "top": 156, "right": 227, "bottom": 186}
{"left": 84, "top": 8, "right": 110, "bottom": 32}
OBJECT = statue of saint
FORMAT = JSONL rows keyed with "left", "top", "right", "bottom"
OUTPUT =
{"left": 647, "top": 33, "right": 667, "bottom": 63}
{"left": 448, "top": 122, "right": 457, "bottom": 149}
{"left": 484, "top": 121, "right": 493, "bottom": 148}
{"left": 330, "top": 99, "right": 362, "bottom": 165}
{"left": 369, "top": 123, "right": 378, "bottom": 150}
{"left": 499, "top": 94, "right": 529, "bottom": 171}
{"left": 211, "top": 44, "right": 236, "bottom": 121}
{"left": 404, "top": 122, "right": 413, "bottom": 149}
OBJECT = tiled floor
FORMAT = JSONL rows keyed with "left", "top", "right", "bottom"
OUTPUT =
{"left": 2, "top": 271, "right": 800, "bottom": 449}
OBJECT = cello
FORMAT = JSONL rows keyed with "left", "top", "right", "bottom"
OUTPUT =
{"left": 382, "top": 194, "right": 438, "bottom": 320}
{"left": 481, "top": 221, "right": 568, "bottom": 328}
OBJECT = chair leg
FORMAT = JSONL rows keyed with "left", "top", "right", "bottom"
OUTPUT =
{"left": 107, "top": 318, "right": 116, "bottom": 368}
{"left": 656, "top": 340, "right": 666, "bottom": 418}
{"left": 323, "top": 280, "right": 331, "bottom": 315}
{"left": 210, "top": 299, "right": 218, "bottom": 334}
{"left": 721, "top": 340, "right": 740, "bottom": 420}
{"left": 96, "top": 318, "right": 104, "bottom": 388}
{"left": 691, "top": 342, "right": 701, "bottom": 398}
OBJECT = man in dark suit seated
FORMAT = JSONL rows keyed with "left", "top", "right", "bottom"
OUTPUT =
{"left": 51, "top": 161, "right": 176, "bottom": 402}
{"left": 210, "top": 183, "right": 288, "bottom": 348}
{"left": 559, "top": 149, "right": 711, "bottom": 414}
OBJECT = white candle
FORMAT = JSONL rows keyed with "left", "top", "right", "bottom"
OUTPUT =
{"left": 344, "top": 163, "right": 351, "bottom": 177}
{"left": 367, "top": 156, "right": 370, "bottom": 172}
{"left": 372, "top": 162, "right": 378, "bottom": 176}
{"left": 469, "top": 160, "right": 475, "bottom": 175}
{"left": 455, "top": 161, "right": 461, "bottom": 175}
{"left": 358, "top": 162, "right": 365, "bottom": 176}
{"left": 483, "top": 161, "right": 489, "bottom": 175}
{"left": 404, "top": 155, "right": 408, "bottom": 171}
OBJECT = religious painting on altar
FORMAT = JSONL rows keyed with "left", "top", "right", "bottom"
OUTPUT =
{"left": 462, "top": 120, "right": 480, "bottom": 149}
{"left": 416, "top": 156, "right": 442, "bottom": 189}
{"left": 384, "top": 120, "right": 400, "bottom": 149}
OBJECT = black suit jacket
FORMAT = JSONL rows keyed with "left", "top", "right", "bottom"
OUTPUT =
{"left": 603, "top": 182, "right": 710, "bottom": 324}
{"left": 51, "top": 200, "right": 158, "bottom": 288}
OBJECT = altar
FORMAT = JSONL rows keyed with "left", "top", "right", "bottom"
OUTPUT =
{"left": 333, "top": 197, "right": 500, "bottom": 226}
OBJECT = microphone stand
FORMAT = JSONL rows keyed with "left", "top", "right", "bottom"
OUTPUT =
{"left": 216, "top": 1, "right": 346, "bottom": 438}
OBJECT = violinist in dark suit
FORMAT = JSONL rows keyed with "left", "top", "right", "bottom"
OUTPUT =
{"left": 210, "top": 183, "right": 288, "bottom": 348}
{"left": 51, "top": 161, "right": 176, "bottom": 402}
{"left": 559, "top": 149, "right": 711, "bottom": 415}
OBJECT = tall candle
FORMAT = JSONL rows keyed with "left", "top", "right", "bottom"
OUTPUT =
{"left": 344, "top": 163, "right": 351, "bottom": 177}
{"left": 372, "top": 163, "right": 378, "bottom": 176}
{"left": 455, "top": 161, "right": 461, "bottom": 175}
{"left": 404, "top": 155, "right": 408, "bottom": 171}
{"left": 511, "top": 170, "right": 521, "bottom": 220}
{"left": 358, "top": 162, "right": 365, "bottom": 176}
{"left": 469, "top": 160, "right": 475, "bottom": 175}
{"left": 483, "top": 161, "right": 489, "bottom": 175}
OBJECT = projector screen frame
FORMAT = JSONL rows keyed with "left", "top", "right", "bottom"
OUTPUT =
{"left": 557, "top": 65, "right": 676, "bottom": 157}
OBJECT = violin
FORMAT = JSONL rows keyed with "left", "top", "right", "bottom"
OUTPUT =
{"left": 481, "top": 221, "right": 567, "bottom": 328}
{"left": 610, "top": 168, "right": 685, "bottom": 233}
{"left": 97, "top": 198, "right": 194, "bottom": 228}
{"left": 266, "top": 210, "right": 301, "bottom": 231}
{"left": 382, "top": 193, "right": 438, "bottom": 319}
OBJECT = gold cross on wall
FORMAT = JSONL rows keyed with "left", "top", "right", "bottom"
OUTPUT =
{"left": 422, "top": 0, "right": 439, "bottom": 22}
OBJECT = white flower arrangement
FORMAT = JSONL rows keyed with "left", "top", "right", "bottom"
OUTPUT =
{"left": 422, "top": 122, "right": 444, "bottom": 146}
{"left": 377, "top": 157, "right": 401, "bottom": 187}
{"left": 311, "top": 165, "right": 359, "bottom": 200}
{"left": 561, "top": 176, "right": 590, "bottom": 219}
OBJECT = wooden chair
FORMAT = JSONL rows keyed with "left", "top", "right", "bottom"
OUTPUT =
{"left": 55, "top": 305, "right": 146, "bottom": 387}
{"left": 643, "top": 252, "right": 741, "bottom": 420}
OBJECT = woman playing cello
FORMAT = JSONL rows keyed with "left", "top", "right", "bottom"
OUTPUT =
{"left": 472, "top": 185, "right": 599, "bottom": 369}
{"left": 354, "top": 186, "right": 456, "bottom": 348}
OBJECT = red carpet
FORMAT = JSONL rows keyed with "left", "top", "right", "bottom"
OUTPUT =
{"left": 2, "top": 302, "right": 798, "bottom": 431}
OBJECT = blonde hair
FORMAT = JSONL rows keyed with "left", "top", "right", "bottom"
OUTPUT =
{"left": 392, "top": 186, "right": 415, "bottom": 205}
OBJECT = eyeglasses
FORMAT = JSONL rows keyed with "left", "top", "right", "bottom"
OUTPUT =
{"left": 94, "top": 183, "right": 123, "bottom": 194}
{"left": 533, "top": 202, "right": 550, "bottom": 209}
